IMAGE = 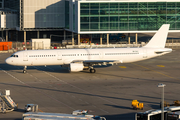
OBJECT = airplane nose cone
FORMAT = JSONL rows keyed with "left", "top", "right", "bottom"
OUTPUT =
{"left": 5, "top": 58, "right": 12, "bottom": 65}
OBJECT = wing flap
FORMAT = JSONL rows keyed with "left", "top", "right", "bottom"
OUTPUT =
{"left": 72, "top": 60, "right": 118, "bottom": 64}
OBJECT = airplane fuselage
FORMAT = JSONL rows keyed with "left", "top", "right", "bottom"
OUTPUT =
{"left": 6, "top": 47, "right": 172, "bottom": 66}
{"left": 5, "top": 24, "right": 173, "bottom": 73}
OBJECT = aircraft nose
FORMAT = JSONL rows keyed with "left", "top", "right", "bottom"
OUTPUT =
{"left": 5, "top": 58, "right": 12, "bottom": 65}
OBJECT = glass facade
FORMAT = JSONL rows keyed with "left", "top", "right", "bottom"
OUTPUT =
{"left": 73, "top": 4, "right": 75, "bottom": 31}
{"left": 4, "top": 0, "right": 19, "bottom": 10}
{"left": 80, "top": 2, "right": 180, "bottom": 31}
{"left": 65, "top": 1, "right": 69, "bottom": 29}
{"left": 0, "top": 0, "right": 3, "bottom": 9}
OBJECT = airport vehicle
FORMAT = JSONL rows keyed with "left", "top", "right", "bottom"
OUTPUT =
{"left": 174, "top": 100, "right": 180, "bottom": 106}
{"left": 22, "top": 110, "right": 106, "bottom": 120}
{"left": 135, "top": 106, "right": 180, "bottom": 120}
{"left": 23, "top": 116, "right": 105, "bottom": 120}
{"left": 132, "top": 100, "right": 143, "bottom": 110}
{"left": 167, "top": 111, "right": 180, "bottom": 120}
{"left": 160, "top": 100, "right": 180, "bottom": 108}
{"left": 5, "top": 24, "right": 172, "bottom": 73}
{"left": 0, "top": 91, "right": 18, "bottom": 113}
{"left": 160, "top": 101, "right": 170, "bottom": 108}
{"left": 72, "top": 110, "right": 88, "bottom": 115}
{"left": 25, "top": 104, "right": 38, "bottom": 112}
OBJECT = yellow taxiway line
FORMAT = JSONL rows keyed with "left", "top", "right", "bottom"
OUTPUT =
{"left": 131, "top": 63, "right": 179, "bottom": 80}
{"left": 119, "top": 66, "right": 127, "bottom": 68}
{"left": 157, "top": 65, "right": 165, "bottom": 67}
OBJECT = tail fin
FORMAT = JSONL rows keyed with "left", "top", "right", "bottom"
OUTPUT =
{"left": 143, "top": 24, "right": 170, "bottom": 48}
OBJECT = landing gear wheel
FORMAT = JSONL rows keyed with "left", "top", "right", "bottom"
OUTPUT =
{"left": 90, "top": 69, "right": 96, "bottom": 73}
{"left": 23, "top": 70, "right": 27, "bottom": 74}
{"left": 23, "top": 66, "right": 27, "bottom": 74}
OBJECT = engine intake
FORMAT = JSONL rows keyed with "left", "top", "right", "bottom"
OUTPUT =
{"left": 69, "top": 63, "right": 84, "bottom": 72}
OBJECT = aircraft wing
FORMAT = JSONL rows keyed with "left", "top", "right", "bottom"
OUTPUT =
{"left": 72, "top": 60, "right": 119, "bottom": 64}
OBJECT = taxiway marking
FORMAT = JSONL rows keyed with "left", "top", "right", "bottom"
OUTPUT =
{"left": 0, "top": 67, "right": 75, "bottom": 110}
{"left": 119, "top": 66, "right": 126, "bottom": 68}
{"left": 157, "top": 65, "right": 165, "bottom": 67}
{"left": 132, "top": 63, "right": 179, "bottom": 80}
{"left": 33, "top": 67, "right": 117, "bottom": 113}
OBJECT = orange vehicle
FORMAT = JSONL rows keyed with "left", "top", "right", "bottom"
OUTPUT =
{"left": 0, "top": 42, "right": 12, "bottom": 51}
{"left": 132, "top": 100, "right": 144, "bottom": 110}
{"left": 160, "top": 100, "right": 180, "bottom": 108}
{"left": 174, "top": 100, "right": 180, "bottom": 106}
{"left": 80, "top": 38, "right": 90, "bottom": 43}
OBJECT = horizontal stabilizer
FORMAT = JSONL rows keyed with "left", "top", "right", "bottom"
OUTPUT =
{"left": 143, "top": 24, "right": 170, "bottom": 48}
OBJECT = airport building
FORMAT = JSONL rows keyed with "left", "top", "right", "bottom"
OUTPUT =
{"left": 0, "top": 0, "right": 180, "bottom": 44}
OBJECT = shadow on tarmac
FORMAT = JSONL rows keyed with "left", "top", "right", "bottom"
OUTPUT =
{"left": 104, "top": 104, "right": 132, "bottom": 110}
{"left": 0, "top": 109, "right": 25, "bottom": 120}
{"left": 15, "top": 109, "right": 26, "bottom": 113}
{"left": 1, "top": 62, "right": 180, "bottom": 85}
{"left": 0, "top": 63, "right": 112, "bottom": 74}
{"left": 150, "top": 104, "right": 160, "bottom": 109}
{"left": 102, "top": 112, "right": 135, "bottom": 120}
{"left": 0, "top": 82, "right": 162, "bottom": 104}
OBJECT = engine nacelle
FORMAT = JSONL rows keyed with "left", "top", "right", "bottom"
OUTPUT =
{"left": 69, "top": 63, "right": 84, "bottom": 72}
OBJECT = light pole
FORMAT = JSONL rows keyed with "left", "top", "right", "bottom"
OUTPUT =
{"left": 158, "top": 83, "right": 166, "bottom": 120}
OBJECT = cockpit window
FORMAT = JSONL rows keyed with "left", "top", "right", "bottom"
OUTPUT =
{"left": 10, "top": 55, "right": 18, "bottom": 57}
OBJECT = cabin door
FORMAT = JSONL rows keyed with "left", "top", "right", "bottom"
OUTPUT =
{"left": 23, "top": 52, "right": 28, "bottom": 61}
{"left": 99, "top": 52, "right": 103, "bottom": 59}
{"left": 143, "top": 49, "right": 147, "bottom": 58}
{"left": 57, "top": 52, "right": 62, "bottom": 60}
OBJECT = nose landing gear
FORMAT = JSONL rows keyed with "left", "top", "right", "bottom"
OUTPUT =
{"left": 23, "top": 66, "right": 27, "bottom": 73}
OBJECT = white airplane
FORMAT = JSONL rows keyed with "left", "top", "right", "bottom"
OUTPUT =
{"left": 5, "top": 24, "right": 172, "bottom": 73}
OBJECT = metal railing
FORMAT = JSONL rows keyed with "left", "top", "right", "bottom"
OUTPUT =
{"left": 1, "top": 39, "right": 180, "bottom": 53}
{"left": 166, "top": 39, "right": 180, "bottom": 49}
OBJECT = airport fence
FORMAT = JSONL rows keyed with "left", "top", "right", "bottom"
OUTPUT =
{"left": 166, "top": 39, "right": 180, "bottom": 49}
{"left": 11, "top": 42, "right": 64, "bottom": 51}
{"left": 1, "top": 39, "right": 180, "bottom": 53}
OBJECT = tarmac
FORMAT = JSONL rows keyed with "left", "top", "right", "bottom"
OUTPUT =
{"left": 0, "top": 49, "right": 180, "bottom": 120}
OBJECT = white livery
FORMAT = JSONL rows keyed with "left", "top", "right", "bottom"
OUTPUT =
{"left": 5, "top": 24, "right": 172, "bottom": 73}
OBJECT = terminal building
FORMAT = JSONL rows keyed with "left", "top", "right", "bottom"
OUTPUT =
{"left": 0, "top": 0, "right": 180, "bottom": 45}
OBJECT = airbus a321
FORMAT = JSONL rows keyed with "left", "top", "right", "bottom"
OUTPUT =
{"left": 5, "top": 24, "right": 172, "bottom": 73}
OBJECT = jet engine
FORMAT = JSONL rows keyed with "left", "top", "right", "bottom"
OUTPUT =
{"left": 68, "top": 63, "right": 84, "bottom": 72}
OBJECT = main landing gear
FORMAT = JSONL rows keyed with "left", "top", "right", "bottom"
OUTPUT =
{"left": 89, "top": 67, "right": 96, "bottom": 73}
{"left": 90, "top": 69, "right": 96, "bottom": 73}
{"left": 23, "top": 66, "right": 27, "bottom": 73}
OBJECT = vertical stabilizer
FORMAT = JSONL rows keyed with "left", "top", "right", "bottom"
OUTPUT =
{"left": 143, "top": 24, "right": 170, "bottom": 48}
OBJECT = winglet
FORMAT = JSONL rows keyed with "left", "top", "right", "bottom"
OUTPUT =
{"left": 143, "top": 24, "right": 170, "bottom": 48}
